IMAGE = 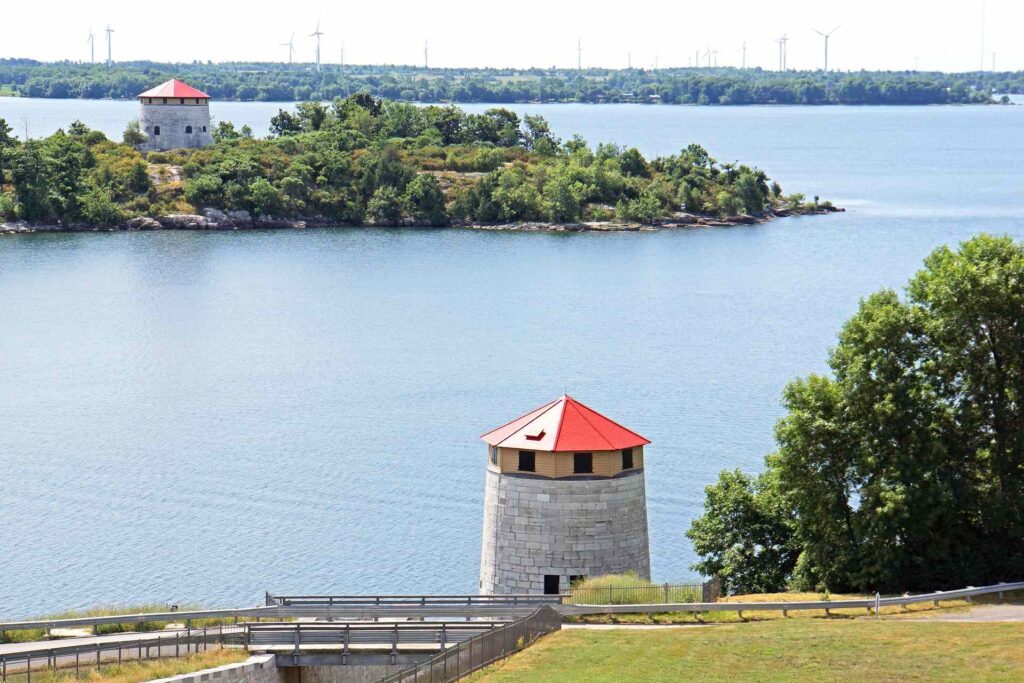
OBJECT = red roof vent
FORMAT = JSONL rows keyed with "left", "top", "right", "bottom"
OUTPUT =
{"left": 138, "top": 79, "right": 210, "bottom": 99}
{"left": 481, "top": 395, "right": 649, "bottom": 452}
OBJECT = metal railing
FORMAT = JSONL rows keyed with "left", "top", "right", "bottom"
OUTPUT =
{"left": 0, "top": 626, "right": 242, "bottom": 683}
{"left": 0, "top": 607, "right": 273, "bottom": 641}
{"left": 378, "top": 606, "right": 562, "bottom": 683}
{"left": 563, "top": 580, "right": 1024, "bottom": 617}
{"left": 568, "top": 582, "right": 705, "bottom": 606}
{"left": 244, "top": 621, "right": 508, "bottom": 664}
{"left": 264, "top": 593, "right": 567, "bottom": 608}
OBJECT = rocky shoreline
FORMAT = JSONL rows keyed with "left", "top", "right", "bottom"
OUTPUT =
{"left": 1, "top": 205, "right": 843, "bottom": 235}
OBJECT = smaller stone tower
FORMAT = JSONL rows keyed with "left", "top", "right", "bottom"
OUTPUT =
{"left": 479, "top": 395, "right": 652, "bottom": 595}
{"left": 136, "top": 79, "right": 214, "bottom": 152}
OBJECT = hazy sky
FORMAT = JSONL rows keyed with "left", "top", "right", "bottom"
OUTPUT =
{"left": 3, "top": 0, "right": 1018, "bottom": 72}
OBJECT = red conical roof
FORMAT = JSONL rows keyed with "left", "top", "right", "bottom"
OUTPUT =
{"left": 138, "top": 79, "right": 210, "bottom": 99}
{"left": 481, "top": 396, "right": 650, "bottom": 452}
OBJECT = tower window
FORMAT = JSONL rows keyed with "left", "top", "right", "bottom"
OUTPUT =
{"left": 180, "top": 98, "right": 185, "bottom": 104}
{"left": 153, "top": 126, "right": 161, "bottom": 136}
{"left": 185, "top": 125, "right": 193, "bottom": 134}
{"left": 489, "top": 446, "right": 498, "bottom": 465}
{"left": 573, "top": 452, "right": 593, "bottom": 474}
{"left": 622, "top": 448, "right": 634, "bottom": 470}
{"left": 202, "top": 126, "right": 207, "bottom": 132}
{"left": 518, "top": 451, "right": 535, "bottom": 472}
{"left": 162, "top": 98, "right": 168, "bottom": 104}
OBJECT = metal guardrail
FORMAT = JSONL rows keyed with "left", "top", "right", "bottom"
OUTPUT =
{"left": 562, "top": 580, "right": 1024, "bottom": 617}
{"left": 379, "top": 606, "right": 562, "bottom": 683}
{"left": 0, "top": 607, "right": 274, "bottom": 638}
{"left": 264, "top": 593, "right": 568, "bottom": 607}
{"left": 0, "top": 626, "right": 242, "bottom": 683}
{"left": 0, "top": 597, "right": 562, "bottom": 638}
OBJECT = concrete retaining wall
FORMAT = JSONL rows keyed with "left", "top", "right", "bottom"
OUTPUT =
{"left": 301, "top": 665, "right": 405, "bottom": 683}
{"left": 147, "top": 654, "right": 282, "bottom": 683}
{"left": 480, "top": 468, "right": 650, "bottom": 594}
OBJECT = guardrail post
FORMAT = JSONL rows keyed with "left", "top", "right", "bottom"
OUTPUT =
{"left": 440, "top": 624, "right": 446, "bottom": 650}
{"left": 391, "top": 624, "right": 398, "bottom": 665}
{"left": 75, "top": 650, "right": 80, "bottom": 678}
{"left": 999, "top": 591, "right": 1004, "bottom": 603}
{"left": 25, "top": 654, "right": 30, "bottom": 683}
{"left": 342, "top": 626, "right": 350, "bottom": 666}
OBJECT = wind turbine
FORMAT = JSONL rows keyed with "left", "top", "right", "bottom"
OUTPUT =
{"left": 712, "top": 49, "right": 719, "bottom": 67}
{"left": 280, "top": 32, "right": 295, "bottom": 65}
{"left": 703, "top": 45, "right": 712, "bottom": 68}
{"left": 576, "top": 37, "right": 582, "bottom": 71}
{"left": 812, "top": 25, "right": 841, "bottom": 72}
{"left": 775, "top": 34, "right": 788, "bottom": 71}
{"left": 627, "top": 51, "right": 631, "bottom": 69}
{"left": 105, "top": 25, "right": 114, "bottom": 67}
{"left": 310, "top": 21, "right": 324, "bottom": 72}
{"left": 424, "top": 38, "right": 429, "bottom": 68}
{"left": 87, "top": 28, "right": 95, "bottom": 63}
{"left": 980, "top": 0, "right": 986, "bottom": 71}
{"left": 739, "top": 40, "right": 747, "bottom": 69}
{"left": 340, "top": 40, "right": 345, "bottom": 68}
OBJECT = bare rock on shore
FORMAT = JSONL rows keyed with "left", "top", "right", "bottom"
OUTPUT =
{"left": 127, "top": 217, "right": 162, "bottom": 230}
{"left": 158, "top": 214, "right": 211, "bottom": 229}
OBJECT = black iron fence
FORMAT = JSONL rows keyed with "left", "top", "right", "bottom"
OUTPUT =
{"left": 0, "top": 626, "right": 242, "bottom": 683}
{"left": 378, "top": 606, "right": 562, "bottom": 683}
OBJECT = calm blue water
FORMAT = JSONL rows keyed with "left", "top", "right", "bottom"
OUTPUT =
{"left": 1, "top": 99, "right": 1023, "bottom": 617}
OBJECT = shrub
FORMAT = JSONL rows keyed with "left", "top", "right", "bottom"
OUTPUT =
{"left": 0, "top": 192, "right": 14, "bottom": 220}
{"left": 366, "top": 186, "right": 404, "bottom": 226}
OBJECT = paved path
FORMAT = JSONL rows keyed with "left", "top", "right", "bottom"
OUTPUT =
{"left": 903, "top": 604, "right": 1024, "bottom": 622}
{"left": 562, "top": 623, "right": 706, "bottom": 630}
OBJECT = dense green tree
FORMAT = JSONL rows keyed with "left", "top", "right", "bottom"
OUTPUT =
{"left": 403, "top": 173, "right": 447, "bottom": 226}
{"left": 687, "top": 468, "right": 799, "bottom": 594}
{"left": 689, "top": 235, "right": 1024, "bottom": 593}
{"left": 0, "top": 117, "right": 15, "bottom": 185}
{"left": 366, "top": 185, "right": 403, "bottom": 226}
{"left": 122, "top": 119, "right": 145, "bottom": 147}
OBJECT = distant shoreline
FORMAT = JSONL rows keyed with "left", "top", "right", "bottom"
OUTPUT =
{"left": 1, "top": 205, "right": 843, "bottom": 235}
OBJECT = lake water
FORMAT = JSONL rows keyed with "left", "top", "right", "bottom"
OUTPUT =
{"left": 2, "top": 99, "right": 1023, "bottom": 617}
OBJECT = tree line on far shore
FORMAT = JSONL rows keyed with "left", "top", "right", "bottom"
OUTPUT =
{"left": 0, "top": 94, "right": 826, "bottom": 227}
{"left": 0, "top": 59, "right": 1014, "bottom": 105}
{"left": 688, "top": 234, "right": 1024, "bottom": 595}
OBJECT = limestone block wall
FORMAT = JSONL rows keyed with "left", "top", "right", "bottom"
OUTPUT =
{"left": 146, "top": 654, "right": 283, "bottom": 683}
{"left": 479, "top": 468, "right": 650, "bottom": 594}
{"left": 139, "top": 104, "right": 214, "bottom": 151}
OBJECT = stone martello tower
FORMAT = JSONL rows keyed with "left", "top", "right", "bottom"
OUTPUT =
{"left": 479, "top": 395, "right": 651, "bottom": 595}
{"left": 136, "top": 79, "right": 214, "bottom": 152}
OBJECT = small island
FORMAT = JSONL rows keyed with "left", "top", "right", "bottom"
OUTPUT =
{"left": 0, "top": 93, "right": 839, "bottom": 234}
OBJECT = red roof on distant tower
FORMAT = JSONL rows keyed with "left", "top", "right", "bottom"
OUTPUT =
{"left": 481, "top": 396, "right": 650, "bottom": 452}
{"left": 138, "top": 79, "right": 210, "bottom": 99}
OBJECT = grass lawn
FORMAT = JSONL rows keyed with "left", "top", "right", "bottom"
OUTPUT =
{"left": 9, "top": 648, "right": 249, "bottom": 683}
{"left": 468, "top": 620, "right": 1024, "bottom": 682}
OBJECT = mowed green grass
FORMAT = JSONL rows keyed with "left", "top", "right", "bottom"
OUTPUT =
{"left": 468, "top": 620, "right": 1024, "bottom": 682}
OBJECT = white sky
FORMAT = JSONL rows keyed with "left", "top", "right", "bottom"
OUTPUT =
{"left": 2, "top": 0, "right": 1019, "bottom": 73}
